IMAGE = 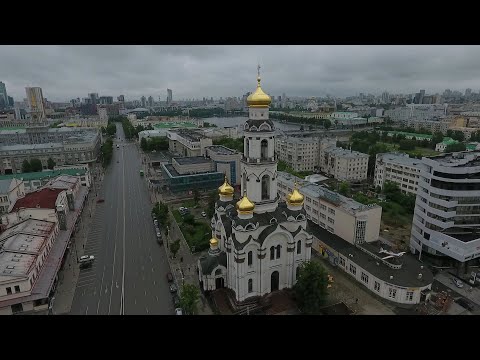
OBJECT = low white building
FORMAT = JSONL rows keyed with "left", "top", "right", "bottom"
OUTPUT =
{"left": 277, "top": 171, "right": 382, "bottom": 243}
{"left": 374, "top": 153, "right": 421, "bottom": 195}
{"left": 0, "top": 178, "right": 25, "bottom": 214}
{"left": 205, "top": 145, "right": 242, "bottom": 185}
{"left": 320, "top": 146, "right": 369, "bottom": 181}
{"left": 309, "top": 222, "right": 433, "bottom": 305}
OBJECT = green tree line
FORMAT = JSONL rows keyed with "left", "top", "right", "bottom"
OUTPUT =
{"left": 140, "top": 137, "right": 169, "bottom": 152}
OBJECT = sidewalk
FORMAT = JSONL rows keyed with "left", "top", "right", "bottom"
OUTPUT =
{"left": 148, "top": 183, "right": 213, "bottom": 315}
{"left": 51, "top": 165, "right": 105, "bottom": 315}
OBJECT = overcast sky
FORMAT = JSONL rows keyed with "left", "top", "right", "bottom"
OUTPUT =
{"left": 1, "top": 45, "right": 480, "bottom": 102}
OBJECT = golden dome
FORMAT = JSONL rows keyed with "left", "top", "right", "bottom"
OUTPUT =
{"left": 247, "top": 76, "right": 271, "bottom": 108}
{"left": 287, "top": 182, "right": 304, "bottom": 206}
{"left": 236, "top": 192, "right": 255, "bottom": 214}
{"left": 218, "top": 176, "right": 234, "bottom": 196}
{"left": 210, "top": 237, "right": 218, "bottom": 246}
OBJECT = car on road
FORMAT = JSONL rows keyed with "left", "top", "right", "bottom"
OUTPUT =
{"left": 201, "top": 211, "right": 206, "bottom": 217}
{"left": 153, "top": 219, "right": 158, "bottom": 226}
{"left": 175, "top": 308, "right": 183, "bottom": 315}
{"left": 79, "top": 255, "right": 95, "bottom": 268}
{"left": 169, "top": 284, "right": 178, "bottom": 293}
{"left": 455, "top": 298, "right": 474, "bottom": 311}
{"left": 166, "top": 272, "right": 174, "bottom": 282}
{"left": 452, "top": 277, "right": 464, "bottom": 288}
{"left": 97, "top": 199, "right": 105, "bottom": 203}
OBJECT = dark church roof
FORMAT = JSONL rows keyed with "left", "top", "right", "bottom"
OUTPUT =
{"left": 244, "top": 118, "right": 275, "bottom": 132}
{"left": 199, "top": 251, "right": 227, "bottom": 275}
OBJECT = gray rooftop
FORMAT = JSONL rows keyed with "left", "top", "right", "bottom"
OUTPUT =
{"left": 0, "top": 178, "right": 14, "bottom": 194}
{"left": 377, "top": 152, "right": 422, "bottom": 168}
{"left": 326, "top": 146, "right": 369, "bottom": 159}
{"left": 307, "top": 221, "right": 434, "bottom": 288}
{"left": 206, "top": 145, "right": 238, "bottom": 155}
{"left": 174, "top": 156, "right": 211, "bottom": 165}
{"left": 428, "top": 151, "right": 480, "bottom": 167}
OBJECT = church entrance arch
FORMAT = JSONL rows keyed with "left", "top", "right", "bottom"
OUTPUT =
{"left": 271, "top": 271, "right": 279, "bottom": 292}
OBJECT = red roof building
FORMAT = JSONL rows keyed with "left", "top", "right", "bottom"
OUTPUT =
{"left": 12, "top": 188, "right": 64, "bottom": 212}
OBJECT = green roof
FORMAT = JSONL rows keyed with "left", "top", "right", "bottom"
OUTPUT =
{"left": 441, "top": 137, "right": 459, "bottom": 145}
{"left": 153, "top": 122, "right": 197, "bottom": 129}
{"left": 0, "top": 126, "right": 26, "bottom": 131}
{"left": 467, "top": 143, "right": 479, "bottom": 150}
{"left": 0, "top": 168, "right": 87, "bottom": 182}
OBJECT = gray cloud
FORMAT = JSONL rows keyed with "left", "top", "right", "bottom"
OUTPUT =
{"left": 1, "top": 45, "right": 480, "bottom": 102}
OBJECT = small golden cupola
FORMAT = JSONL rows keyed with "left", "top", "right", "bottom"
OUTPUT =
{"left": 286, "top": 182, "right": 304, "bottom": 207}
{"left": 209, "top": 237, "right": 218, "bottom": 247}
{"left": 247, "top": 67, "right": 271, "bottom": 108}
{"left": 236, "top": 191, "right": 255, "bottom": 215}
{"left": 218, "top": 175, "right": 234, "bottom": 196}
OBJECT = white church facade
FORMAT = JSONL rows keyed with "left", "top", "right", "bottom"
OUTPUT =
{"left": 198, "top": 71, "right": 313, "bottom": 302}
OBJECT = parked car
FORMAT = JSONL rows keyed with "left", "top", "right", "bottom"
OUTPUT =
{"left": 151, "top": 213, "right": 157, "bottom": 220}
{"left": 166, "top": 272, "right": 174, "bottom": 282}
{"left": 452, "top": 277, "right": 464, "bottom": 288}
{"left": 169, "top": 284, "right": 178, "bottom": 293}
{"left": 175, "top": 308, "right": 183, "bottom": 315}
{"left": 79, "top": 255, "right": 95, "bottom": 268}
{"left": 97, "top": 199, "right": 105, "bottom": 203}
{"left": 201, "top": 211, "right": 206, "bottom": 217}
{"left": 153, "top": 219, "right": 158, "bottom": 226}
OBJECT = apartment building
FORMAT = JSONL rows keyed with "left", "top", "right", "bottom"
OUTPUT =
{"left": 277, "top": 171, "right": 382, "bottom": 243}
{"left": 275, "top": 136, "right": 321, "bottom": 172}
{"left": 0, "top": 126, "right": 99, "bottom": 146}
{"left": 374, "top": 153, "right": 421, "bottom": 195}
{"left": 410, "top": 151, "right": 480, "bottom": 268}
{"left": 320, "top": 146, "right": 369, "bottom": 181}
{"left": 167, "top": 128, "right": 213, "bottom": 157}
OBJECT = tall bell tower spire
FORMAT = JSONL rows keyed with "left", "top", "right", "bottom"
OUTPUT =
{"left": 241, "top": 68, "right": 278, "bottom": 214}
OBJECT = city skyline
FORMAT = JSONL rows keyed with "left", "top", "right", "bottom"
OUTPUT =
{"left": 2, "top": 45, "right": 480, "bottom": 102}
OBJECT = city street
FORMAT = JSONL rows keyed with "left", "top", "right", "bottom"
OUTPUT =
{"left": 70, "top": 123, "right": 174, "bottom": 315}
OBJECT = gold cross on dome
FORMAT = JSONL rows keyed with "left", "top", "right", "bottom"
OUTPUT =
{"left": 257, "top": 64, "right": 261, "bottom": 77}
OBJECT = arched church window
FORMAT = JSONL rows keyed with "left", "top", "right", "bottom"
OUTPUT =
{"left": 297, "top": 240, "right": 302, "bottom": 255}
{"left": 261, "top": 139, "right": 268, "bottom": 159}
{"left": 248, "top": 279, "right": 253, "bottom": 293}
{"left": 276, "top": 245, "right": 281, "bottom": 259}
{"left": 215, "top": 269, "right": 222, "bottom": 276}
{"left": 270, "top": 246, "right": 275, "bottom": 260}
{"left": 261, "top": 174, "right": 270, "bottom": 200}
{"left": 248, "top": 251, "right": 253, "bottom": 266}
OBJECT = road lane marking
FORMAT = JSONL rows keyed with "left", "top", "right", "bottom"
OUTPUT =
{"left": 121, "top": 144, "right": 126, "bottom": 315}
{"left": 156, "top": 295, "right": 158, "bottom": 301}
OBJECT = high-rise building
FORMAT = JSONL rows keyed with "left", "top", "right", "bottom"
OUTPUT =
{"left": 25, "top": 87, "right": 46, "bottom": 121}
{"left": 117, "top": 95, "right": 125, "bottom": 102}
{"left": 465, "top": 88, "right": 472, "bottom": 97}
{"left": 148, "top": 96, "right": 154, "bottom": 107}
{"left": 98, "top": 96, "right": 113, "bottom": 105}
{"left": 167, "top": 89, "right": 173, "bottom": 104}
{"left": 88, "top": 93, "right": 99, "bottom": 105}
{"left": 0, "top": 82, "right": 8, "bottom": 110}
{"left": 410, "top": 151, "right": 480, "bottom": 268}
{"left": 141, "top": 96, "right": 146, "bottom": 108}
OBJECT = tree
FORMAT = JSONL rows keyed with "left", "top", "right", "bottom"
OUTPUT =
{"left": 170, "top": 239, "right": 180, "bottom": 258}
{"left": 294, "top": 261, "right": 328, "bottom": 314}
{"left": 452, "top": 130, "right": 465, "bottom": 142}
{"left": 106, "top": 122, "right": 117, "bottom": 136}
{"left": 183, "top": 214, "right": 196, "bottom": 225}
{"left": 323, "top": 119, "right": 331, "bottom": 130}
{"left": 399, "top": 139, "right": 415, "bottom": 151}
{"left": 206, "top": 190, "right": 217, "bottom": 218}
{"left": 180, "top": 283, "right": 200, "bottom": 315}
{"left": 338, "top": 181, "right": 350, "bottom": 196}
{"left": 140, "top": 137, "right": 148, "bottom": 151}
{"left": 193, "top": 189, "right": 200, "bottom": 205}
{"left": 445, "top": 142, "right": 466, "bottom": 152}
{"left": 30, "top": 158, "right": 43, "bottom": 172}
{"left": 22, "top": 159, "right": 31, "bottom": 173}
{"left": 47, "top": 157, "right": 56, "bottom": 170}
{"left": 432, "top": 131, "right": 444, "bottom": 149}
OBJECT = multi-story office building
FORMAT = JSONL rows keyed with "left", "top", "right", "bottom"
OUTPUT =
{"left": 410, "top": 151, "right": 480, "bottom": 268}
{"left": 88, "top": 93, "right": 99, "bottom": 105}
{"left": 167, "top": 128, "right": 213, "bottom": 157}
{"left": 277, "top": 171, "right": 382, "bottom": 243}
{"left": 25, "top": 87, "right": 46, "bottom": 121}
{"left": 98, "top": 96, "right": 113, "bottom": 105}
{"left": 0, "top": 132, "right": 100, "bottom": 175}
{"left": 167, "top": 89, "right": 173, "bottom": 104}
{"left": 148, "top": 96, "right": 154, "bottom": 107}
{"left": 205, "top": 145, "right": 242, "bottom": 185}
{"left": 0, "top": 82, "right": 8, "bottom": 110}
{"left": 374, "top": 153, "right": 421, "bottom": 195}
{"left": 320, "top": 146, "right": 369, "bottom": 182}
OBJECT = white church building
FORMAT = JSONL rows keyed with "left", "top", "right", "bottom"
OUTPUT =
{"left": 198, "top": 71, "right": 313, "bottom": 302}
